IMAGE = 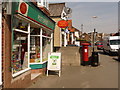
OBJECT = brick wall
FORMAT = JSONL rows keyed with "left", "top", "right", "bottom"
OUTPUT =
{"left": 2, "top": 15, "right": 31, "bottom": 88}
{"left": 2, "top": 15, "right": 11, "bottom": 88}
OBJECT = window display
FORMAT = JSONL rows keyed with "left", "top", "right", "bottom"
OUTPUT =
{"left": 13, "top": 17, "right": 28, "bottom": 31}
{"left": 30, "top": 29, "right": 41, "bottom": 63}
{"left": 42, "top": 29, "right": 51, "bottom": 37}
{"left": 30, "top": 36, "right": 40, "bottom": 63}
{"left": 12, "top": 31, "right": 28, "bottom": 74}
{"left": 42, "top": 30, "right": 51, "bottom": 62}
{"left": 12, "top": 17, "right": 29, "bottom": 74}
{"left": 12, "top": 17, "right": 53, "bottom": 74}
{"left": 30, "top": 29, "right": 52, "bottom": 63}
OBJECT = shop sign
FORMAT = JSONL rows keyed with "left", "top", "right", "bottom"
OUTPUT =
{"left": 67, "top": 20, "right": 72, "bottom": 30}
{"left": 70, "top": 28, "right": 75, "bottom": 32}
{"left": 47, "top": 52, "right": 61, "bottom": 70}
{"left": 47, "top": 52, "right": 61, "bottom": 76}
{"left": 14, "top": 1, "right": 55, "bottom": 30}
{"left": 18, "top": 1, "right": 28, "bottom": 16}
{"left": 57, "top": 20, "right": 68, "bottom": 28}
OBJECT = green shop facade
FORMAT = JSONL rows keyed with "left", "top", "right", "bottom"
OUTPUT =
{"left": 3, "top": 1, "right": 55, "bottom": 88}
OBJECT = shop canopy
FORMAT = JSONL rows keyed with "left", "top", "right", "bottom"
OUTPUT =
{"left": 12, "top": 1, "right": 55, "bottom": 31}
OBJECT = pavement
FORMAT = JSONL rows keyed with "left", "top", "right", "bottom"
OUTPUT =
{"left": 27, "top": 50, "right": 118, "bottom": 88}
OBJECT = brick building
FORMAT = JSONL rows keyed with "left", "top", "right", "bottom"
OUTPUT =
{"left": 2, "top": 1, "right": 55, "bottom": 88}
{"left": 49, "top": 3, "right": 66, "bottom": 50}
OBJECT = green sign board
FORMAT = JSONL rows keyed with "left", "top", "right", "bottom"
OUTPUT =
{"left": 50, "top": 56, "right": 59, "bottom": 59}
{"left": 12, "top": 1, "right": 55, "bottom": 30}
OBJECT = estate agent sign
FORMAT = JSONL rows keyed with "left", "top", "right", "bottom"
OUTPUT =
{"left": 47, "top": 52, "right": 61, "bottom": 77}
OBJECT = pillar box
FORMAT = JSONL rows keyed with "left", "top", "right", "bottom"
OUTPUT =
{"left": 81, "top": 43, "right": 90, "bottom": 66}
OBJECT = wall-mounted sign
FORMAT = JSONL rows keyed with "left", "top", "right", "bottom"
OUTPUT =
{"left": 14, "top": 1, "right": 55, "bottom": 30}
{"left": 70, "top": 28, "right": 75, "bottom": 32}
{"left": 20, "top": 2, "right": 27, "bottom": 14}
{"left": 57, "top": 20, "right": 68, "bottom": 28}
{"left": 47, "top": 52, "right": 61, "bottom": 77}
{"left": 18, "top": 1, "right": 28, "bottom": 16}
{"left": 67, "top": 20, "right": 72, "bottom": 30}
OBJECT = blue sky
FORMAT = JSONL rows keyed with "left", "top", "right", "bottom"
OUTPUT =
{"left": 66, "top": 2, "right": 118, "bottom": 33}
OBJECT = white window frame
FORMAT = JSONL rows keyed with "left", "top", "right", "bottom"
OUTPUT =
{"left": 29, "top": 28, "right": 52, "bottom": 64}
{"left": 41, "top": 29, "right": 53, "bottom": 62}
{"left": 37, "top": 0, "right": 48, "bottom": 9}
{"left": 12, "top": 23, "right": 31, "bottom": 77}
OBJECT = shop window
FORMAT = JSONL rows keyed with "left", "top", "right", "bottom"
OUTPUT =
{"left": 12, "top": 31, "right": 28, "bottom": 74}
{"left": 30, "top": 28, "right": 40, "bottom": 35}
{"left": 30, "top": 29, "right": 41, "bottom": 63}
{"left": 42, "top": 30, "right": 51, "bottom": 61}
{"left": 13, "top": 17, "right": 28, "bottom": 31}
{"left": 30, "top": 28, "right": 52, "bottom": 63}
{"left": 42, "top": 29, "right": 51, "bottom": 37}
{"left": 30, "top": 36, "right": 40, "bottom": 63}
{"left": 42, "top": 37, "right": 51, "bottom": 62}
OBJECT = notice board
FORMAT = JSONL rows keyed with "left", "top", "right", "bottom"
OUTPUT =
{"left": 47, "top": 52, "right": 61, "bottom": 77}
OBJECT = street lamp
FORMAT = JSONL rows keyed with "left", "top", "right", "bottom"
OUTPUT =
{"left": 92, "top": 16, "right": 98, "bottom": 52}
{"left": 81, "top": 24, "right": 83, "bottom": 38}
{"left": 91, "top": 16, "right": 100, "bottom": 66}
{"left": 81, "top": 24, "right": 83, "bottom": 33}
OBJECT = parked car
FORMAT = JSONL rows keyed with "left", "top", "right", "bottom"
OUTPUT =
{"left": 66, "top": 44, "right": 78, "bottom": 47}
{"left": 96, "top": 41, "right": 103, "bottom": 50}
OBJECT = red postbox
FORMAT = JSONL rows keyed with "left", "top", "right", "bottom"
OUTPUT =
{"left": 81, "top": 43, "right": 90, "bottom": 66}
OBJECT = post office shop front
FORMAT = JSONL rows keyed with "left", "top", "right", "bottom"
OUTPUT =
{"left": 3, "top": 1, "right": 55, "bottom": 88}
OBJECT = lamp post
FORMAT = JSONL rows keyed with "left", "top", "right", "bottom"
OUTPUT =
{"left": 91, "top": 16, "right": 100, "bottom": 66}
{"left": 93, "top": 28, "right": 96, "bottom": 52}
{"left": 80, "top": 24, "right": 83, "bottom": 42}
{"left": 92, "top": 16, "right": 98, "bottom": 52}
{"left": 81, "top": 24, "right": 83, "bottom": 33}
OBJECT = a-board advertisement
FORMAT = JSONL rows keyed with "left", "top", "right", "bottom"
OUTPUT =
{"left": 47, "top": 52, "right": 61, "bottom": 77}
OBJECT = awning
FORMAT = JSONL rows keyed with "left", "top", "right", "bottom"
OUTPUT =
{"left": 12, "top": 1, "right": 55, "bottom": 32}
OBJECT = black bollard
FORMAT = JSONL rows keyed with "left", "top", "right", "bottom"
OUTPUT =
{"left": 91, "top": 52, "right": 99, "bottom": 66}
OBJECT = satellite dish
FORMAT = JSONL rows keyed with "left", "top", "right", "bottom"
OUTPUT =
{"left": 64, "top": 7, "right": 72, "bottom": 14}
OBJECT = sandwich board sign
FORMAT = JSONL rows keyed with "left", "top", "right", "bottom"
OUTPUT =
{"left": 47, "top": 52, "right": 61, "bottom": 77}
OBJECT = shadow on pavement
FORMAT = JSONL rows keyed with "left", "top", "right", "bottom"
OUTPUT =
{"left": 48, "top": 71, "right": 58, "bottom": 76}
{"left": 112, "top": 57, "right": 120, "bottom": 62}
{"left": 97, "top": 50, "right": 108, "bottom": 56}
{"left": 98, "top": 50, "right": 118, "bottom": 56}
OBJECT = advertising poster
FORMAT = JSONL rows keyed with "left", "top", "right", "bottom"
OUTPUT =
{"left": 47, "top": 52, "right": 61, "bottom": 77}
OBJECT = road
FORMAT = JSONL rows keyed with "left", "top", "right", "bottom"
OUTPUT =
{"left": 28, "top": 50, "right": 119, "bottom": 88}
